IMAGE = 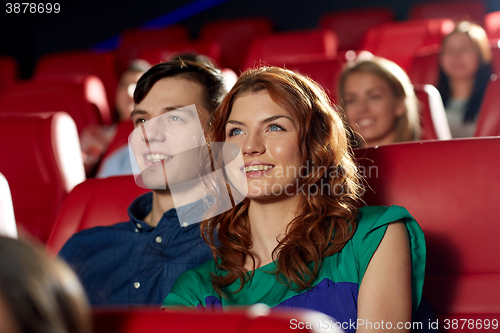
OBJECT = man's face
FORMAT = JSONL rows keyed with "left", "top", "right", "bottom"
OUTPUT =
{"left": 129, "top": 77, "right": 210, "bottom": 190}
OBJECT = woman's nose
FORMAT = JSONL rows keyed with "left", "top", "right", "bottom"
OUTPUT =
{"left": 242, "top": 133, "right": 265, "bottom": 156}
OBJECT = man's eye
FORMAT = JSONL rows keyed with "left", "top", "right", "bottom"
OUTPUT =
{"left": 169, "top": 116, "right": 183, "bottom": 122}
{"left": 134, "top": 118, "right": 147, "bottom": 125}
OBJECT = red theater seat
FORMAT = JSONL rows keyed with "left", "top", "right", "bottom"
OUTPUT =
{"left": 0, "top": 76, "right": 111, "bottom": 133}
{"left": 409, "top": 51, "right": 440, "bottom": 86}
{"left": 0, "top": 172, "right": 17, "bottom": 238}
{"left": 100, "top": 120, "right": 134, "bottom": 162}
{"left": 33, "top": 51, "right": 118, "bottom": 113}
{"left": 414, "top": 84, "right": 452, "bottom": 140}
{"left": 243, "top": 29, "right": 338, "bottom": 70}
{"left": 320, "top": 7, "right": 394, "bottom": 51}
{"left": 475, "top": 78, "right": 500, "bottom": 137}
{"left": 0, "top": 56, "right": 18, "bottom": 95}
{"left": 490, "top": 39, "right": 500, "bottom": 74}
{"left": 361, "top": 19, "right": 454, "bottom": 72}
{"left": 200, "top": 17, "right": 273, "bottom": 71}
{"left": 117, "top": 25, "right": 189, "bottom": 73}
{"left": 0, "top": 113, "right": 85, "bottom": 243}
{"left": 46, "top": 175, "right": 149, "bottom": 256}
{"left": 285, "top": 59, "right": 343, "bottom": 103}
{"left": 138, "top": 40, "right": 221, "bottom": 66}
{"left": 409, "top": 0, "right": 486, "bottom": 23}
{"left": 93, "top": 307, "right": 338, "bottom": 333}
{"left": 355, "top": 137, "right": 500, "bottom": 330}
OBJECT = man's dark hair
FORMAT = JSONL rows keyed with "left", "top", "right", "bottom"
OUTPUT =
{"left": 134, "top": 60, "right": 227, "bottom": 113}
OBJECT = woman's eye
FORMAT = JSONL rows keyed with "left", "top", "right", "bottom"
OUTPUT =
{"left": 228, "top": 128, "right": 244, "bottom": 136}
{"left": 370, "top": 95, "right": 382, "bottom": 100}
{"left": 268, "top": 124, "right": 284, "bottom": 132}
{"left": 169, "top": 116, "right": 183, "bottom": 122}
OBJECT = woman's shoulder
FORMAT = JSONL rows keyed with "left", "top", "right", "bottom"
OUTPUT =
{"left": 355, "top": 205, "right": 418, "bottom": 236}
{"left": 350, "top": 205, "right": 425, "bottom": 274}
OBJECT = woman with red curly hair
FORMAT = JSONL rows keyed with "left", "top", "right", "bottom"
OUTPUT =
{"left": 163, "top": 67, "right": 431, "bottom": 332}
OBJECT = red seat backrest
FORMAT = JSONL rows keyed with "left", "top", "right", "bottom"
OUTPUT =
{"left": 0, "top": 56, "right": 18, "bottom": 95}
{"left": 409, "top": 0, "right": 486, "bottom": 23}
{"left": 490, "top": 39, "right": 500, "bottom": 74}
{"left": 92, "top": 307, "right": 337, "bottom": 333}
{"left": 355, "top": 137, "right": 500, "bottom": 316}
{"left": 361, "top": 19, "right": 454, "bottom": 72}
{"left": 33, "top": 51, "right": 118, "bottom": 114}
{"left": 414, "top": 84, "right": 452, "bottom": 140}
{"left": 0, "top": 172, "right": 17, "bottom": 238}
{"left": 475, "top": 78, "right": 500, "bottom": 137}
{"left": 410, "top": 51, "right": 440, "bottom": 86}
{"left": 200, "top": 17, "right": 273, "bottom": 71}
{"left": 100, "top": 120, "right": 134, "bottom": 162}
{"left": 116, "top": 26, "right": 189, "bottom": 73}
{"left": 0, "top": 112, "right": 85, "bottom": 243}
{"left": 0, "top": 76, "right": 111, "bottom": 133}
{"left": 285, "top": 59, "right": 343, "bottom": 103}
{"left": 243, "top": 29, "right": 338, "bottom": 70}
{"left": 320, "top": 7, "right": 394, "bottom": 51}
{"left": 138, "top": 40, "right": 221, "bottom": 67}
{"left": 46, "top": 175, "right": 149, "bottom": 256}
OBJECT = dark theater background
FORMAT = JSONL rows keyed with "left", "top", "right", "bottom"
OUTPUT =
{"left": 1, "top": 0, "right": 499, "bottom": 77}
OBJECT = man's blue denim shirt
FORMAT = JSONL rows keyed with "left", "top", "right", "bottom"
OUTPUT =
{"left": 59, "top": 192, "right": 213, "bottom": 306}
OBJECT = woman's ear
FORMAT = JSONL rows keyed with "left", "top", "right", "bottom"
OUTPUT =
{"left": 395, "top": 98, "right": 406, "bottom": 117}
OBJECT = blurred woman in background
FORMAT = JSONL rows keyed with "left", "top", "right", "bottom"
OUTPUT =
{"left": 0, "top": 237, "right": 90, "bottom": 333}
{"left": 438, "top": 21, "right": 492, "bottom": 138}
{"left": 338, "top": 56, "right": 420, "bottom": 147}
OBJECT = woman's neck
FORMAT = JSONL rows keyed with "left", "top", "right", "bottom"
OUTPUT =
{"left": 449, "top": 78, "right": 474, "bottom": 100}
{"left": 245, "top": 195, "right": 301, "bottom": 270}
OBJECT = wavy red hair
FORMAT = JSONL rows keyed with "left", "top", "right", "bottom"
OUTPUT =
{"left": 202, "top": 66, "right": 363, "bottom": 295}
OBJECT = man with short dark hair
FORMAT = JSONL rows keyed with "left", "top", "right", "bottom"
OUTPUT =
{"left": 59, "top": 60, "right": 227, "bottom": 306}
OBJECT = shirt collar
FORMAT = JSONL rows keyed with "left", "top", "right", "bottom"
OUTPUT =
{"left": 127, "top": 192, "right": 204, "bottom": 232}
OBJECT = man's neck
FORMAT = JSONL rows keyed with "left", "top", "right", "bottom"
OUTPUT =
{"left": 142, "top": 190, "right": 175, "bottom": 227}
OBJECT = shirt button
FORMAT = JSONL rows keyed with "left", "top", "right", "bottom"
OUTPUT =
{"left": 182, "top": 222, "right": 188, "bottom": 227}
{"left": 155, "top": 236, "right": 162, "bottom": 243}
{"left": 135, "top": 228, "right": 139, "bottom": 232}
{"left": 134, "top": 282, "right": 140, "bottom": 289}
{"left": 137, "top": 224, "right": 142, "bottom": 229}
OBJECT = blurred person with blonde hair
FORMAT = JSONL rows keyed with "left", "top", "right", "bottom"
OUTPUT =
{"left": 338, "top": 55, "right": 420, "bottom": 147}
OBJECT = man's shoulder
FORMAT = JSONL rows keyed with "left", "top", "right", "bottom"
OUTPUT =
{"left": 58, "top": 221, "right": 132, "bottom": 258}
{"left": 69, "top": 221, "right": 131, "bottom": 238}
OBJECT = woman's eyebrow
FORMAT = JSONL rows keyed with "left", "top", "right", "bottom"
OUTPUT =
{"left": 226, "top": 115, "right": 292, "bottom": 127}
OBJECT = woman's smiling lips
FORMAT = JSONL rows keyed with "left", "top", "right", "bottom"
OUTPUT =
{"left": 242, "top": 161, "right": 276, "bottom": 178}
